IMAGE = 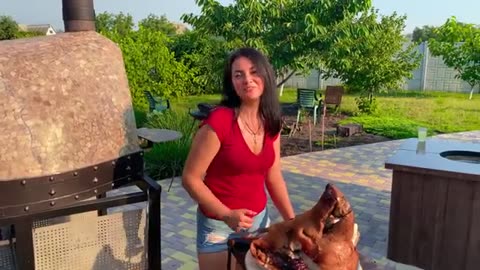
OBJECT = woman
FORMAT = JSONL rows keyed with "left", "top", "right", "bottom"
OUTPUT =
{"left": 182, "top": 47, "right": 295, "bottom": 269}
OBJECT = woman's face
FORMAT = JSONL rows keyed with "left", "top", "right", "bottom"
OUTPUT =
{"left": 231, "top": 56, "right": 265, "bottom": 103}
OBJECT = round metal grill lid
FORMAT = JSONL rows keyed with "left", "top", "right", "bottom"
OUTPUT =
{"left": 0, "top": 32, "right": 140, "bottom": 181}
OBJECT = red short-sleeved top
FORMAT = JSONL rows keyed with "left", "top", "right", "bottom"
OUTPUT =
{"left": 198, "top": 106, "right": 279, "bottom": 219}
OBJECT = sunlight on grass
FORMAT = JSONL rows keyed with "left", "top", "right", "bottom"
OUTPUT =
{"left": 170, "top": 88, "right": 480, "bottom": 139}
{"left": 340, "top": 91, "right": 480, "bottom": 138}
{"left": 170, "top": 94, "right": 221, "bottom": 112}
{"left": 169, "top": 88, "right": 299, "bottom": 110}
{"left": 373, "top": 93, "right": 480, "bottom": 133}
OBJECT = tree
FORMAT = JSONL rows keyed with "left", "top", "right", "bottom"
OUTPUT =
{"left": 170, "top": 30, "right": 230, "bottom": 94}
{"left": 412, "top": 25, "right": 438, "bottom": 43}
{"left": 429, "top": 17, "right": 480, "bottom": 100}
{"left": 321, "top": 9, "right": 421, "bottom": 113}
{"left": 102, "top": 27, "right": 195, "bottom": 109}
{"left": 95, "top": 12, "right": 134, "bottom": 36}
{"left": 0, "top": 16, "right": 18, "bottom": 40}
{"left": 139, "top": 14, "right": 177, "bottom": 36}
{"left": 181, "top": 0, "right": 372, "bottom": 91}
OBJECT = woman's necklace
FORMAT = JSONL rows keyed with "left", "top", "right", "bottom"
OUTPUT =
{"left": 242, "top": 117, "right": 261, "bottom": 145}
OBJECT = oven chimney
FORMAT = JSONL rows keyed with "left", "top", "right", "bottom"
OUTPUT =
{"left": 62, "top": 0, "right": 96, "bottom": 32}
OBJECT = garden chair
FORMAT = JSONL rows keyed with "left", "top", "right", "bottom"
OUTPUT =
{"left": 144, "top": 90, "right": 170, "bottom": 113}
{"left": 320, "top": 85, "right": 345, "bottom": 149}
{"left": 188, "top": 103, "right": 215, "bottom": 121}
{"left": 295, "top": 88, "right": 322, "bottom": 127}
{"left": 187, "top": 103, "right": 216, "bottom": 137}
{"left": 321, "top": 85, "right": 345, "bottom": 113}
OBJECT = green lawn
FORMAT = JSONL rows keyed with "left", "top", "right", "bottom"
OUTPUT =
{"left": 168, "top": 89, "right": 480, "bottom": 139}
{"left": 168, "top": 88, "right": 301, "bottom": 110}
{"left": 170, "top": 94, "right": 223, "bottom": 111}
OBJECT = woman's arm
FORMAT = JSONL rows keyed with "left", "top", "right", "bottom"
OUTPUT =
{"left": 182, "top": 125, "right": 230, "bottom": 220}
{"left": 265, "top": 135, "right": 295, "bottom": 221}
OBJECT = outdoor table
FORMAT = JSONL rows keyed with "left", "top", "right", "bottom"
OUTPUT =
{"left": 136, "top": 127, "right": 182, "bottom": 146}
{"left": 136, "top": 127, "right": 183, "bottom": 192}
{"left": 385, "top": 138, "right": 480, "bottom": 270}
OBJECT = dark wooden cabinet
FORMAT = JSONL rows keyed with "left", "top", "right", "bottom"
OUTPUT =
{"left": 385, "top": 139, "right": 480, "bottom": 270}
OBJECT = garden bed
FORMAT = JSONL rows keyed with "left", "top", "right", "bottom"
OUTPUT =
{"left": 279, "top": 103, "right": 391, "bottom": 157}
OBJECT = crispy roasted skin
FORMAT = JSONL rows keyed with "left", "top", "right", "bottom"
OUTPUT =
{"left": 250, "top": 184, "right": 359, "bottom": 270}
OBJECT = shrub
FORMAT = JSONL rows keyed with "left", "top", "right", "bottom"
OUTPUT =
{"left": 355, "top": 95, "right": 378, "bottom": 114}
{"left": 169, "top": 30, "right": 229, "bottom": 95}
{"left": 143, "top": 110, "right": 196, "bottom": 181}
{"left": 102, "top": 27, "right": 196, "bottom": 109}
{"left": 133, "top": 107, "right": 148, "bottom": 128}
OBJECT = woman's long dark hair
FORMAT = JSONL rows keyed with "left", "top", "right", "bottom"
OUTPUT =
{"left": 219, "top": 47, "right": 282, "bottom": 137}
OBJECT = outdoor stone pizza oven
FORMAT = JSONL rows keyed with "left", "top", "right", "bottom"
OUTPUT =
{"left": 0, "top": 0, "right": 161, "bottom": 269}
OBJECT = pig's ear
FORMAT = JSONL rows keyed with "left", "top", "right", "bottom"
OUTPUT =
{"left": 325, "top": 183, "right": 333, "bottom": 194}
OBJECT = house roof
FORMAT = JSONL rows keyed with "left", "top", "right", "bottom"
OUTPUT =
{"left": 18, "top": 24, "right": 56, "bottom": 33}
{"left": 174, "top": 23, "right": 188, "bottom": 34}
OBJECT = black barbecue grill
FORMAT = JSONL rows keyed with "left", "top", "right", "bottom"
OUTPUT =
{"left": 0, "top": 0, "right": 163, "bottom": 269}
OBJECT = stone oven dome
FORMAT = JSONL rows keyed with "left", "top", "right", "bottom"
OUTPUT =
{"left": 0, "top": 32, "right": 140, "bottom": 181}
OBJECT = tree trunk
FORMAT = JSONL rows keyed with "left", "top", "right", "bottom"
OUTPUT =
{"left": 308, "top": 119, "right": 313, "bottom": 152}
{"left": 469, "top": 85, "right": 475, "bottom": 100}
{"left": 278, "top": 72, "right": 285, "bottom": 96}
{"left": 276, "top": 70, "right": 295, "bottom": 88}
{"left": 279, "top": 83, "right": 285, "bottom": 96}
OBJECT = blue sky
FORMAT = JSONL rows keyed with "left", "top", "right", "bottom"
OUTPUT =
{"left": 1, "top": 0, "right": 478, "bottom": 34}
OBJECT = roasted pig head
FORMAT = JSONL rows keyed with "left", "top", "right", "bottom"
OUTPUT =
{"left": 250, "top": 183, "right": 359, "bottom": 270}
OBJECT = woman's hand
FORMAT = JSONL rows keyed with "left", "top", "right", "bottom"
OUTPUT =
{"left": 222, "top": 209, "right": 257, "bottom": 231}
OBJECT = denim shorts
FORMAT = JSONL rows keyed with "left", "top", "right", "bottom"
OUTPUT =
{"left": 196, "top": 206, "right": 270, "bottom": 254}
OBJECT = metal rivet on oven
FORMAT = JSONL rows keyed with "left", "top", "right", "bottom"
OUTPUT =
{"left": 73, "top": 171, "right": 78, "bottom": 176}
{"left": 94, "top": 189, "right": 98, "bottom": 194}
{"left": 126, "top": 166, "right": 131, "bottom": 171}
{"left": 24, "top": 206, "right": 29, "bottom": 211}
{"left": 74, "top": 195, "right": 79, "bottom": 200}
{"left": 93, "top": 177, "right": 98, "bottom": 183}
{"left": 93, "top": 166, "right": 98, "bottom": 171}
{"left": 49, "top": 189, "right": 56, "bottom": 196}
{"left": 112, "top": 161, "right": 116, "bottom": 166}
{"left": 21, "top": 180, "right": 26, "bottom": 185}
{"left": 49, "top": 176, "right": 54, "bottom": 181}
{"left": 127, "top": 155, "right": 131, "bottom": 160}
{"left": 50, "top": 201, "right": 55, "bottom": 206}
